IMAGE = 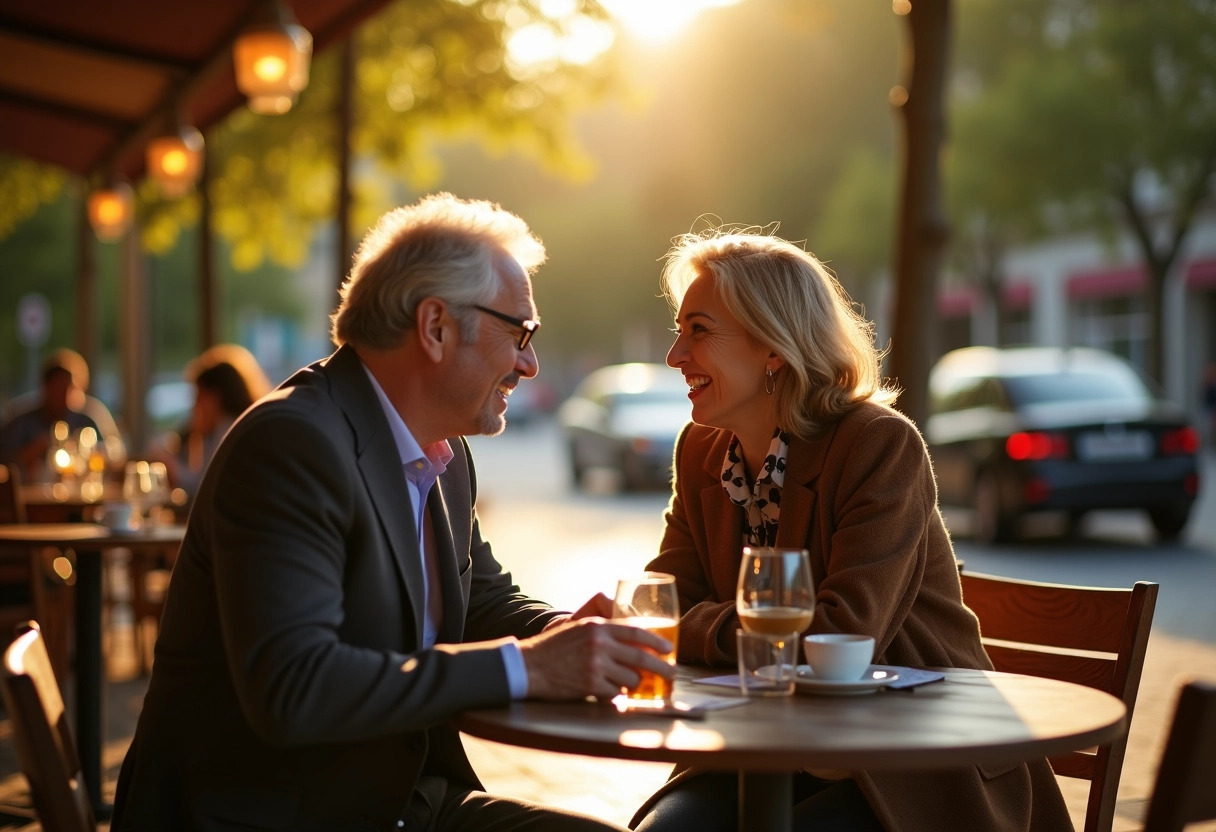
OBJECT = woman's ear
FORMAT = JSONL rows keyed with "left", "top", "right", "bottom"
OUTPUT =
{"left": 415, "top": 297, "right": 451, "bottom": 362}
{"left": 768, "top": 352, "right": 787, "bottom": 372}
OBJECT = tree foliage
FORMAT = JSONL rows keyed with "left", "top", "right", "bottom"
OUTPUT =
{"left": 947, "top": 0, "right": 1216, "bottom": 382}
{"left": 0, "top": 157, "right": 67, "bottom": 241}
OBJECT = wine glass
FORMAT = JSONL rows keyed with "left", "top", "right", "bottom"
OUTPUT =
{"left": 736, "top": 547, "right": 815, "bottom": 639}
{"left": 145, "top": 462, "right": 170, "bottom": 526}
{"left": 123, "top": 461, "right": 153, "bottom": 524}
{"left": 611, "top": 572, "right": 680, "bottom": 706}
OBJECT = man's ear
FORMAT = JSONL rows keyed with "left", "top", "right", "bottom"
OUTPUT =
{"left": 415, "top": 297, "right": 451, "bottom": 362}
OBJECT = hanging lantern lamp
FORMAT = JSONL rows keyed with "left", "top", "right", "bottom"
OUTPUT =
{"left": 233, "top": 0, "right": 313, "bottom": 115}
{"left": 146, "top": 123, "right": 204, "bottom": 197}
{"left": 87, "top": 181, "right": 134, "bottom": 241}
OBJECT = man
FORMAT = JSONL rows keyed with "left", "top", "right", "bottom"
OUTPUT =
{"left": 112, "top": 193, "right": 671, "bottom": 831}
{"left": 0, "top": 355, "right": 102, "bottom": 481}
{"left": 1, "top": 348, "right": 127, "bottom": 475}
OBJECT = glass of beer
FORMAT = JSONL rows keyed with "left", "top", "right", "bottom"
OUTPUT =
{"left": 736, "top": 547, "right": 815, "bottom": 640}
{"left": 611, "top": 572, "right": 679, "bottom": 705}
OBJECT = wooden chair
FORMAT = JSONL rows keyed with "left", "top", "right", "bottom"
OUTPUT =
{"left": 958, "top": 571, "right": 1158, "bottom": 832}
{"left": 0, "top": 465, "right": 73, "bottom": 681}
{"left": 1142, "top": 679, "right": 1216, "bottom": 832}
{"left": 0, "top": 622, "right": 96, "bottom": 832}
{"left": 128, "top": 544, "right": 177, "bottom": 674}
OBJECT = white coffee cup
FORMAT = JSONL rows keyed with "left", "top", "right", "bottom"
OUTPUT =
{"left": 803, "top": 634, "right": 875, "bottom": 681}
{"left": 101, "top": 500, "right": 140, "bottom": 533}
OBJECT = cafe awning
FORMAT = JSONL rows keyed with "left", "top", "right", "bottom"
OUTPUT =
{"left": 0, "top": 0, "right": 391, "bottom": 181}
{"left": 0, "top": 0, "right": 393, "bottom": 450}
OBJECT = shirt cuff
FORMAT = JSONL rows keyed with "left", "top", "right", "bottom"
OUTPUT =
{"left": 499, "top": 639, "right": 528, "bottom": 699}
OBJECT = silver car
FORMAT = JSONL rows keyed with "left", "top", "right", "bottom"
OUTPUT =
{"left": 558, "top": 363, "right": 692, "bottom": 491}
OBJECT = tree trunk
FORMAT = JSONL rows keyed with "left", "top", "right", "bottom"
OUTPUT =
{"left": 889, "top": 0, "right": 952, "bottom": 428}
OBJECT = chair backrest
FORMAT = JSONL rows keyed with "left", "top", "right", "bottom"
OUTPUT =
{"left": 0, "top": 464, "right": 26, "bottom": 525}
{"left": 0, "top": 622, "right": 96, "bottom": 832}
{"left": 1142, "top": 680, "right": 1216, "bottom": 832}
{"left": 958, "top": 571, "right": 1158, "bottom": 832}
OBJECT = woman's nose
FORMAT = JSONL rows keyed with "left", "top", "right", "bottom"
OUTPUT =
{"left": 666, "top": 336, "right": 687, "bottom": 368}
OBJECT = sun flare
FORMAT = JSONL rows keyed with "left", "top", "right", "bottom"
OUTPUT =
{"left": 598, "top": 0, "right": 744, "bottom": 44}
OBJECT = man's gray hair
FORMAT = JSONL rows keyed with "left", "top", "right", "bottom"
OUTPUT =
{"left": 330, "top": 192, "right": 546, "bottom": 349}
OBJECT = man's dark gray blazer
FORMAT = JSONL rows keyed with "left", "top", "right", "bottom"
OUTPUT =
{"left": 112, "top": 345, "right": 565, "bottom": 831}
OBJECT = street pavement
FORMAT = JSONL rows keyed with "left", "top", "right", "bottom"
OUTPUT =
{"left": 0, "top": 453, "right": 1213, "bottom": 830}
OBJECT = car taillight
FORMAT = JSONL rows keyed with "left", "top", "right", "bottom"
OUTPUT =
{"left": 1023, "top": 478, "right": 1051, "bottom": 504}
{"left": 1005, "top": 432, "right": 1070, "bottom": 460}
{"left": 1160, "top": 427, "right": 1199, "bottom": 456}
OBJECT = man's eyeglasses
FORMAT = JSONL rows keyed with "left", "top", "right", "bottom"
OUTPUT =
{"left": 472, "top": 304, "right": 540, "bottom": 350}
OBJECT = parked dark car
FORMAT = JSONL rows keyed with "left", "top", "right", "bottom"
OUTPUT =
{"left": 557, "top": 362, "right": 691, "bottom": 491}
{"left": 925, "top": 346, "right": 1201, "bottom": 543}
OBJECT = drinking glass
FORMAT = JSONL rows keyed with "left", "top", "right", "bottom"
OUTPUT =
{"left": 736, "top": 547, "right": 815, "bottom": 638}
{"left": 611, "top": 572, "right": 680, "bottom": 705}
{"left": 123, "top": 461, "right": 153, "bottom": 521}
{"left": 145, "top": 461, "right": 170, "bottom": 526}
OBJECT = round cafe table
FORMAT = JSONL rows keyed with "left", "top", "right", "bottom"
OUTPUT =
{"left": 0, "top": 522, "right": 185, "bottom": 818}
{"left": 19, "top": 481, "right": 120, "bottom": 523}
{"left": 456, "top": 665, "right": 1126, "bottom": 832}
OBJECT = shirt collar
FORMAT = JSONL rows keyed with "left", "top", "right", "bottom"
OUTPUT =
{"left": 361, "top": 363, "right": 453, "bottom": 481}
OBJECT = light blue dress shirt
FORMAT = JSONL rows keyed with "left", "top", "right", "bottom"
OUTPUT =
{"left": 362, "top": 365, "right": 528, "bottom": 698}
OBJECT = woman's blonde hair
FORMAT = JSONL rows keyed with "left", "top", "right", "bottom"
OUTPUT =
{"left": 661, "top": 228, "right": 898, "bottom": 439}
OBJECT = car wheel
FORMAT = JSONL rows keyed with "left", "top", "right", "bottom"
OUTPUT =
{"left": 1064, "top": 510, "right": 1088, "bottom": 541}
{"left": 620, "top": 451, "right": 645, "bottom": 492}
{"left": 568, "top": 441, "right": 586, "bottom": 490}
{"left": 974, "top": 471, "right": 1014, "bottom": 545}
{"left": 1148, "top": 505, "right": 1190, "bottom": 542}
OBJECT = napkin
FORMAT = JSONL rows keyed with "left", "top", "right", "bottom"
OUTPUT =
{"left": 875, "top": 665, "right": 946, "bottom": 690}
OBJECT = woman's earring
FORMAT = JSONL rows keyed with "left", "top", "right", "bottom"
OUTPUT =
{"left": 765, "top": 367, "right": 776, "bottom": 395}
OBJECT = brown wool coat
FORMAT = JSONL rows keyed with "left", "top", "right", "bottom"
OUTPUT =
{"left": 633, "top": 401, "right": 1074, "bottom": 832}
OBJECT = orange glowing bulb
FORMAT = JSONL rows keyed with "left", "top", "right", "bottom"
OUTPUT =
{"left": 254, "top": 55, "right": 287, "bottom": 82}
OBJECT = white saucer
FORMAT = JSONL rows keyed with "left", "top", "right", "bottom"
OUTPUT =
{"left": 792, "top": 665, "right": 900, "bottom": 696}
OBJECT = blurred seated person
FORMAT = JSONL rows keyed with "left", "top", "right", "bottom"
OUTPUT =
{"left": 0, "top": 354, "right": 103, "bottom": 482}
{"left": 1, "top": 348, "right": 126, "bottom": 472}
{"left": 152, "top": 344, "right": 271, "bottom": 503}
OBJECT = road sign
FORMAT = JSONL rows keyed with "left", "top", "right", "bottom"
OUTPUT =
{"left": 17, "top": 293, "right": 51, "bottom": 348}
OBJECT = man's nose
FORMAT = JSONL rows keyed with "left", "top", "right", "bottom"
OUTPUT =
{"left": 518, "top": 343, "right": 539, "bottom": 378}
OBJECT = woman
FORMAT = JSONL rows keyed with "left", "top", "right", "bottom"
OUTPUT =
{"left": 631, "top": 229, "right": 1072, "bottom": 831}
{"left": 155, "top": 344, "right": 271, "bottom": 503}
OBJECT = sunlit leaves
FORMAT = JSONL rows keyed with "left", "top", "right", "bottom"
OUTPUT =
{"left": 194, "top": 0, "right": 621, "bottom": 270}
{"left": 0, "top": 156, "right": 66, "bottom": 239}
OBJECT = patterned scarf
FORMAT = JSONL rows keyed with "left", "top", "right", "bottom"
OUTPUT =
{"left": 721, "top": 428, "right": 790, "bottom": 546}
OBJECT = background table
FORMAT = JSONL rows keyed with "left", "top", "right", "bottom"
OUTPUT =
{"left": 19, "top": 482, "right": 119, "bottom": 523}
{"left": 0, "top": 522, "right": 184, "bottom": 817}
{"left": 457, "top": 666, "right": 1127, "bottom": 832}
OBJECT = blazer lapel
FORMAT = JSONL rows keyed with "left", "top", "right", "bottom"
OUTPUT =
{"left": 323, "top": 346, "right": 426, "bottom": 642}
{"left": 698, "top": 430, "right": 746, "bottom": 600}
{"left": 426, "top": 480, "right": 467, "bottom": 642}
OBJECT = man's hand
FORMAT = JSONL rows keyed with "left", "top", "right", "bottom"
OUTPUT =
{"left": 518, "top": 617, "right": 674, "bottom": 701}
{"left": 568, "top": 592, "right": 613, "bottom": 621}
